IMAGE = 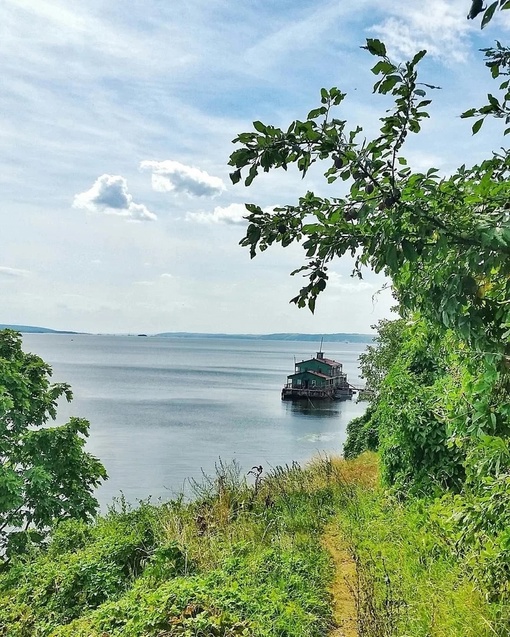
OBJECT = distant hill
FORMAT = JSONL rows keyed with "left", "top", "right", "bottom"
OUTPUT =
{"left": 154, "top": 332, "right": 373, "bottom": 343}
{"left": 0, "top": 326, "right": 373, "bottom": 342}
{"left": 0, "top": 324, "right": 80, "bottom": 334}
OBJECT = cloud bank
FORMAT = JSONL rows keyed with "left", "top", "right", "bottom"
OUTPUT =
{"left": 73, "top": 174, "right": 156, "bottom": 221}
{"left": 141, "top": 160, "right": 226, "bottom": 197}
{"left": 370, "top": 0, "right": 471, "bottom": 63}
{"left": 0, "top": 266, "right": 31, "bottom": 278}
{"left": 186, "top": 203, "right": 248, "bottom": 225}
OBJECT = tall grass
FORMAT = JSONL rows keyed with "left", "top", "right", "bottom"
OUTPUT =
{"left": 0, "top": 453, "right": 506, "bottom": 636}
{"left": 0, "top": 456, "right": 350, "bottom": 637}
{"left": 336, "top": 481, "right": 507, "bottom": 636}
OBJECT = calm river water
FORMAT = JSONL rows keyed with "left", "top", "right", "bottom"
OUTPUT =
{"left": 23, "top": 334, "right": 368, "bottom": 509}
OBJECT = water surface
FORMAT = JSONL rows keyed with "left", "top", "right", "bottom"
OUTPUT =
{"left": 23, "top": 334, "right": 368, "bottom": 508}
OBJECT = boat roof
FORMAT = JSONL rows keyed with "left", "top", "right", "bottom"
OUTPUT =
{"left": 287, "top": 370, "right": 330, "bottom": 379}
{"left": 297, "top": 356, "right": 341, "bottom": 367}
{"left": 320, "top": 357, "right": 341, "bottom": 366}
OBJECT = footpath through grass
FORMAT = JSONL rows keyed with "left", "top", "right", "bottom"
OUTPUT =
{"left": 0, "top": 454, "right": 507, "bottom": 636}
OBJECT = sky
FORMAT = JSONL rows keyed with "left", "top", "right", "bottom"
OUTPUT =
{"left": 1, "top": 0, "right": 508, "bottom": 335}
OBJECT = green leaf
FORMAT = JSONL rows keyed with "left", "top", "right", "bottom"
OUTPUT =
{"left": 487, "top": 93, "right": 500, "bottom": 108}
{"left": 472, "top": 118, "right": 484, "bottom": 135}
{"left": 253, "top": 120, "right": 267, "bottom": 133}
{"left": 245, "top": 203, "right": 262, "bottom": 214}
{"left": 371, "top": 60, "right": 394, "bottom": 75}
{"left": 411, "top": 50, "right": 426, "bottom": 65}
{"left": 378, "top": 75, "right": 399, "bottom": 94}
{"left": 364, "top": 38, "right": 387, "bottom": 57}
{"left": 401, "top": 239, "right": 417, "bottom": 261}
{"left": 246, "top": 224, "right": 261, "bottom": 251}
{"left": 307, "top": 107, "right": 327, "bottom": 119}
{"left": 229, "top": 169, "right": 242, "bottom": 185}
{"left": 481, "top": 1, "right": 498, "bottom": 28}
{"left": 245, "top": 164, "right": 258, "bottom": 187}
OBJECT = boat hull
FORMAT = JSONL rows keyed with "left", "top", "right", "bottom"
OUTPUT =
{"left": 281, "top": 387, "right": 353, "bottom": 401}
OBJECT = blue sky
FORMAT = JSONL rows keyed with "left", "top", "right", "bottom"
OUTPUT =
{"left": 1, "top": 0, "right": 508, "bottom": 334}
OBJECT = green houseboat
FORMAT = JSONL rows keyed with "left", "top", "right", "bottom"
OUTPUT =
{"left": 281, "top": 351, "right": 354, "bottom": 401}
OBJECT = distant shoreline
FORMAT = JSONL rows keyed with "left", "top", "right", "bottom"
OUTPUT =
{"left": 154, "top": 332, "right": 373, "bottom": 343}
{"left": 0, "top": 324, "right": 80, "bottom": 335}
{"left": 2, "top": 324, "right": 373, "bottom": 343}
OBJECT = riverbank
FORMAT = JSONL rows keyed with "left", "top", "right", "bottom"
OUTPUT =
{"left": 0, "top": 453, "right": 505, "bottom": 636}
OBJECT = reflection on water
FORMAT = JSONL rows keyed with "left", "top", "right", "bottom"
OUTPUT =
{"left": 284, "top": 400, "right": 345, "bottom": 418}
{"left": 298, "top": 432, "right": 339, "bottom": 442}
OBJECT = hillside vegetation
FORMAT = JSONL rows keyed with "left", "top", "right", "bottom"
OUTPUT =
{"left": 0, "top": 453, "right": 507, "bottom": 636}
{"left": 224, "top": 12, "right": 510, "bottom": 634}
{"left": 0, "top": 322, "right": 507, "bottom": 634}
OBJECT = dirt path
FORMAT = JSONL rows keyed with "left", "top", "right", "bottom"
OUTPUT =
{"left": 322, "top": 523, "right": 358, "bottom": 637}
{"left": 322, "top": 454, "right": 377, "bottom": 636}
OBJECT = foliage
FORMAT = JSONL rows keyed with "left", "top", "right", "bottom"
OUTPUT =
{"left": 462, "top": 1, "right": 510, "bottom": 132}
{"left": 229, "top": 39, "right": 510, "bottom": 362}
{"left": 0, "top": 454, "right": 503, "bottom": 637}
{"left": 336, "top": 475, "right": 506, "bottom": 637}
{"left": 0, "top": 503, "right": 159, "bottom": 631}
{"left": 343, "top": 407, "right": 379, "bottom": 460}
{"left": 344, "top": 318, "right": 405, "bottom": 459}
{"left": 374, "top": 322, "right": 468, "bottom": 495}
{"left": 358, "top": 318, "right": 406, "bottom": 399}
{"left": 0, "top": 458, "right": 351, "bottom": 637}
{"left": 431, "top": 436, "right": 510, "bottom": 601}
{"left": 228, "top": 14, "right": 510, "bottom": 603}
{"left": 0, "top": 330, "right": 107, "bottom": 563}
{"left": 346, "top": 314, "right": 510, "bottom": 500}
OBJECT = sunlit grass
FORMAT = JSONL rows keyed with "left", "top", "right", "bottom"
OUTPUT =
{"left": 0, "top": 453, "right": 506, "bottom": 637}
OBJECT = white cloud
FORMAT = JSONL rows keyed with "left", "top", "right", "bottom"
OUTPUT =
{"left": 328, "top": 271, "right": 375, "bottom": 291}
{"left": 140, "top": 160, "right": 226, "bottom": 197}
{"left": 186, "top": 203, "right": 249, "bottom": 225}
{"left": 370, "top": 0, "right": 471, "bottom": 63}
{"left": 73, "top": 174, "right": 156, "bottom": 221}
{"left": 243, "top": 2, "right": 367, "bottom": 71}
{"left": 0, "top": 266, "right": 31, "bottom": 278}
{"left": 160, "top": 273, "right": 173, "bottom": 278}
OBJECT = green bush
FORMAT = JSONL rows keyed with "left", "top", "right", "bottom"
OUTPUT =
{"left": 0, "top": 502, "right": 159, "bottom": 634}
{"left": 343, "top": 407, "right": 379, "bottom": 459}
{"left": 337, "top": 485, "right": 506, "bottom": 636}
{"left": 0, "top": 460, "right": 341, "bottom": 637}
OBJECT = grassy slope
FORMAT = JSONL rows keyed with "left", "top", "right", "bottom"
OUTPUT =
{"left": 332, "top": 464, "right": 504, "bottom": 636}
{"left": 0, "top": 455, "right": 506, "bottom": 637}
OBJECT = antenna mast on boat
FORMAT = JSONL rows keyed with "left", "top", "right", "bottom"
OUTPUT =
{"left": 316, "top": 336, "right": 324, "bottom": 360}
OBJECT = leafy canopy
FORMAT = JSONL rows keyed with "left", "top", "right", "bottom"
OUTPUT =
{"left": 228, "top": 32, "right": 510, "bottom": 359}
{"left": 0, "top": 330, "right": 107, "bottom": 562}
{"left": 228, "top": 5, "right": 510, "bottom": 517}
